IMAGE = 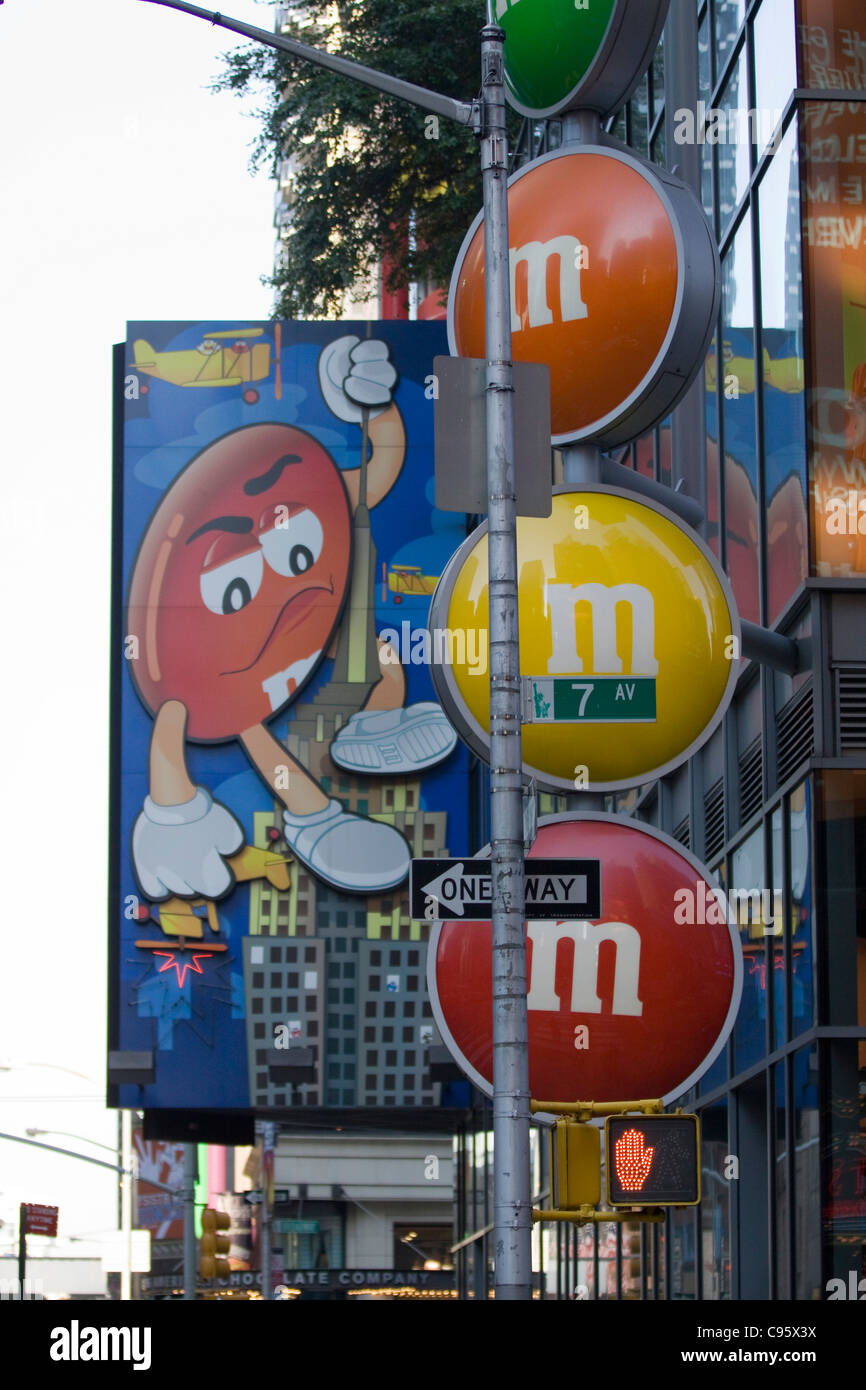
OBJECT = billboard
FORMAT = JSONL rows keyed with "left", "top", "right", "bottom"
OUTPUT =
{"left": 109, "top": 321, "right": 470, "bottom": 1116}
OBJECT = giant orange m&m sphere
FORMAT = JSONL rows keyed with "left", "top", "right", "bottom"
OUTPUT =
{"left": 126, "top": 423, "right": 352, "bottom": 741}
{"left": 448, "top": 146, "right": 719, "bottom": 447}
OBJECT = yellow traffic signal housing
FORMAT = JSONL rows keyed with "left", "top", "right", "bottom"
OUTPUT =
{"left": 605, "top": 1114, "right": 701, "bottom": 1207}
{"left": 200, "top": 1207, "right": 231, "bottom": 1280}
{"left": 550, "top": 1117, "right": 601, "bottom": 1209}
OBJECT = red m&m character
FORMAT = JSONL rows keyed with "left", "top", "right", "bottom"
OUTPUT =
{"left": 126, "top": 336, "right": 455, "bottom": 900}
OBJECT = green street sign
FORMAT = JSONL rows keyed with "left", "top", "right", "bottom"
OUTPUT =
{"left": 524, "top": 675, "right": 657, "bottom": 724}
{"left": 275, "top": 1219, "right": 320, "bottom": 1234}
{"left": 497, "top": 0, "right": 670, "bottom": 119}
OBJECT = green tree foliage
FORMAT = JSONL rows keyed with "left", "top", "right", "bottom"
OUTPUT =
{"left": 217, "top": 0, "right": 515, "bottom": 318}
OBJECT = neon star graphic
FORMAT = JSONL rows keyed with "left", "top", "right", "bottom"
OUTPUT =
{"left": 153, "top": 951, "right": 214, "bottom": 986}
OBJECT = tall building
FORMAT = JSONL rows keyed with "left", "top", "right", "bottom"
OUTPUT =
{"left": 506, "top": 0, "right": 864, "bottom": 1302}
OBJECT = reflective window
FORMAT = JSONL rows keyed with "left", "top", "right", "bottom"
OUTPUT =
{"left": 716, "top": 45, "right": 751, "bottom": 233}
{"left": 798, "top": 0, "right": 866, "bottom": 92}
{"left": 701, "top": 128, "right": 715, "bottom": 220}
{"left": 714, "top": 0, "right": 746, "bottom": 82}
{"left": 700, "top": 1100, "right": 732, "bottom": 1298}
{"left": 753, "top": 0, "right": 797, "bottom": 157}
{"left": 732, "top": 824, "right": 768, "bottom": 1072}
{"left": 772, "top": 1060, "right": 790, "bottom": 1297}
{"left": 819, "top": 771, "right": 866, "bottom": 1027}
{"left": 789, "top": 781, "right": 814, "bottom": 1035}
{"left": 698, "top": 10, "right": 712, "bottom": 105}
{"left": 771, "top": 805, "right": 785, "bottom": 1048}
{"left": 721, "top": 220, "right": 760, "bottom": 624}
{"left": 628, "top": 73, "right": 650, "bottom": 156}
{"left": 800, "top": 98, "right": 866, "bottom": 578}
{"left": 824, "top": 1040, "right": 866, "bottom": 1287}
{"left": 651, "top": 122, "right": 666, "bottom": 169}
{"left": 651, "top": 40, "right": 665, "bottom": 125}
{"left": 705, "top": 328, "right": 722, "bottom": 560}
{"left": 792, "top": 1046, "right": 821, "bottom": 1299}
{"left": 758, "top": 121, "right": 808, "bottom": 622}
{"left": 699, "top": 1046, "right": 727, "bottom": 1095}
{"left": 670, "top": 1208, "right": 698, "bottom": 1298}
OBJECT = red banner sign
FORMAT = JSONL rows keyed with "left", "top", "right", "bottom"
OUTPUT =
{"left": 22, "top": 1203, "right": 58, "bottom": 1237}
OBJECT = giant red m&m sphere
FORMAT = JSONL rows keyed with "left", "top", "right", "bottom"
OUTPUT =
{"left": 428, "top": 815, "right": 742, "bottom": 1104}
{"left": 126, "top": 423, "right": 352, "bottom": 741}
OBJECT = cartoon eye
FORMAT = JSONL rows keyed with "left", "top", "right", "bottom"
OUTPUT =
{"left": 200, "top": 549, "right": 264, "bottom": 615}
{"left": 259, "top": 508, "right": 324, "bottom": 578}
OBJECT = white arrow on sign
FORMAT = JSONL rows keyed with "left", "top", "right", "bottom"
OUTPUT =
{"left": 422, "top": 862, "right": 468, "bottom": 916}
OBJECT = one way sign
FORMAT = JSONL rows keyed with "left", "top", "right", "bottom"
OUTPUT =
{"left": 410, "top": 859, "right": 601, "bottom": 921}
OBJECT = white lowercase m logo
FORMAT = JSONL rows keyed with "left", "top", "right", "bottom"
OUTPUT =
{"left": 545, "top": 581, "right": 659, "bottom": 676}
{"left": 526, "top": 920, "right": 643, "bottom": 1016}
{"left": 510, "top": 237, "right": 588, "bottom": 333}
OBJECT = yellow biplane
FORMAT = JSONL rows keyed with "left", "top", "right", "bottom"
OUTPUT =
{"left": 385, "top": 563, "right": 438, "bottom": 604}
{"left": 133, "top": 326, "right": 281, "bottom": 403}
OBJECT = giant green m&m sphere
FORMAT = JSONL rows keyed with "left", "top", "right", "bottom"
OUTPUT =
{"left": 497, "top": 0, "right": 669, "bottom": 118}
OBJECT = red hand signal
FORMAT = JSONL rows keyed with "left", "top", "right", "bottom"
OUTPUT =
{"left": 614, "top": 1127, "right": 655, "bottom": 1191}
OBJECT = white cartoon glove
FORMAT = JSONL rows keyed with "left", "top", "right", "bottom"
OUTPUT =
{"left": 318, "top": 335, "right": 397, "bottom": 424}
{"left": 132, "top": 787, "right": 244, "bottom": 901}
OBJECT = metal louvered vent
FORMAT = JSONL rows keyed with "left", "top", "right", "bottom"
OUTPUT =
{"left": 837, "top": 667, "right": 866, "bottom": 753}
{"left": 703, "top": 778, "right": 725, "bottom": 862}
{"left": 776, "top": 685, "right": 814, "bottom": 784}
{"left": 738, "top": 736, "right": 763, "bottom": 825}
{"left": 673, "top": 816, "right": 690, "bottom": 848}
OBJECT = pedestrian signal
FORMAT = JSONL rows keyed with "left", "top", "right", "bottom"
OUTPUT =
{"left": 604, "top": 1114, "right": 700, "bottom": 1207}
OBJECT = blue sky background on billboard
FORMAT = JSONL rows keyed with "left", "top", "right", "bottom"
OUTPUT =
{"left": 0, "top": 0, "right": 275, "bottom": 1259}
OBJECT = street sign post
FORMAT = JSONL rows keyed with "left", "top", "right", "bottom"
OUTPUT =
{"left": 411, "top": 857, "right": 601, "bottom": 920}
{"left": 428, "top": 814, "right": 743, "bottom": 1105}
{"left": 19, "top": 1203, "right": 59, "bottom": 1302}
{"left": 430, "top": 486, "right": 740, "bottom": 792}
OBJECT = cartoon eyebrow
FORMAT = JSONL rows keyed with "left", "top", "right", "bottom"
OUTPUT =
{"left": 186, "top": 515, "right": 254, "bottom": 545}
{"left": 243, "top": 453, "right": 303, "bottom": 497}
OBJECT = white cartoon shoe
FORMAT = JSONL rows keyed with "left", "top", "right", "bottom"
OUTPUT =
{"left": 330, "top": 702, "right": 457, "bottom": 774}
{"left": 281, "top": 799, "right": 410, "bottom": 893}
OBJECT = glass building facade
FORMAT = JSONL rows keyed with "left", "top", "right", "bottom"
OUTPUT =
{"left": 499, "top": 0, "right": 866, "bottom": 1301}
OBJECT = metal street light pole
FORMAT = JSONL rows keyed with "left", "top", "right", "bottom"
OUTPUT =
{"left": 0, "top": 1129, "right": 178, "bottom": 1193}
{"left": 478, "top": 17, "right": 532, "bottom": 1301}
{"left": 0, "top": 1061, "right": 101, "bottom": 1087}
{"left": 25, "top": 1128, "right": 118, "bottom": 1156}
{"left": 132, "top": 0, "right": 531, "bottom": 1299}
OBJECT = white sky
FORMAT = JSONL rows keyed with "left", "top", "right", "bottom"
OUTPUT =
{"left": 0, "top": 0, "right": 277, "bottom": 1266}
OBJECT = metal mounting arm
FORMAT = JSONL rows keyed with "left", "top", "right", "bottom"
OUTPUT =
{"left": 137, "top": 0, "right": 479, "bottom": 127}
